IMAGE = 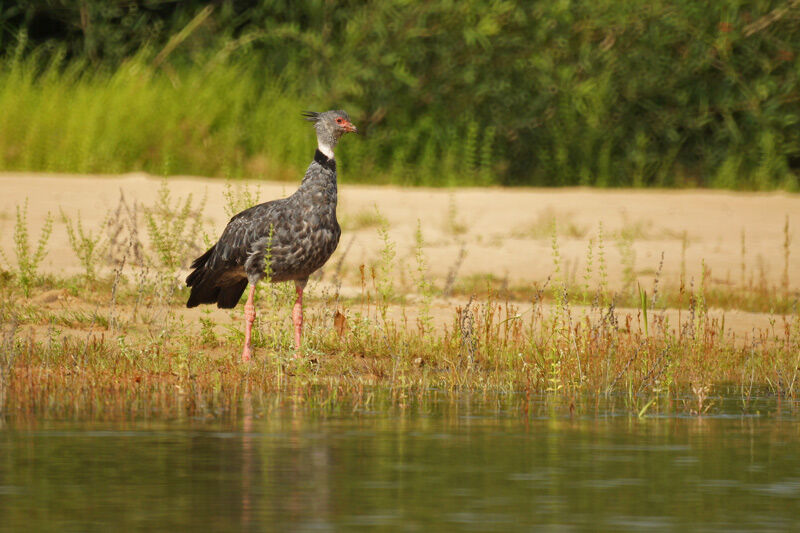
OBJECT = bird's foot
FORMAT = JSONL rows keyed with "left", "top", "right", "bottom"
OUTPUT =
{"left": 241, "top": 344, "right": 253, "bottom": 362}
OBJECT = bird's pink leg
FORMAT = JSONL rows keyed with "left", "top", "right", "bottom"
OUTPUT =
{"left": 242, "top": 284, "right": 256, "bottom": 362}
{"left": 292, "top": 282, "right": 305, "bottom": 357}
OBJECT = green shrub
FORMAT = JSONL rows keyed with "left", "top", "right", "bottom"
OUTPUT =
{"left": 0, "top": 199, "right": 53, "bottom": 297}
{"left": 0, "top": 1, "right": 797, "bottom": 188}
{"left": 61, "top": 209, "right": 104, "bottom": 283}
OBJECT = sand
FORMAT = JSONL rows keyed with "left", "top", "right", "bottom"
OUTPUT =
{"left": 1, "top": 171, "right": 798, "bottom": 338}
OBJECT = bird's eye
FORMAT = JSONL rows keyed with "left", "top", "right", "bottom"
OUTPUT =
{"left": 336, "top": 118, "right": 344, "bottom": 124}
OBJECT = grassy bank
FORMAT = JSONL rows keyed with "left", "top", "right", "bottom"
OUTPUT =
{"left": 1, "top": 182, "right": 799, "bottom": 419}
{"left": 3, "top": 262, "right": 799, "bottom": 420}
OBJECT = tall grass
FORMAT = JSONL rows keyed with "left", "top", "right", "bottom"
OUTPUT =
{"left": 0, "top": 50, "right": 309, "bottom": 179}
{"left": 0, "top": 51, "right": 489, "bottom": 187}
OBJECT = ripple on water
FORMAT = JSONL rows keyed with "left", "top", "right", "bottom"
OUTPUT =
{"left": 607, "top": 515, "right": 675, "bottom": 530}
{"left": 445, "top": 512, "right": 514, "bottom": 527}
{"left": 506, "top": 468, "right": 561, "bottom": 482}
{"left": 673, "top": 455, "right": 700, "bottom": 466}
{"left": 579, "top": 478, "right": 645, "bottom": 489}
{"left": 344, "top": 511, "right": 403, "bottom": 527}
{"left": 750, "top": 480, "right": 800, "bottom": 497}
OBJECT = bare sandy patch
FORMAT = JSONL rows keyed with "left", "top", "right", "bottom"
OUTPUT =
{"left": 1, "top": 172, "right": 798, "bottom": 339}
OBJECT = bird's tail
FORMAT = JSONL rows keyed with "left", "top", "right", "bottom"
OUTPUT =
{"left": 186, "top": 246, "right": 249, "bottom": 309}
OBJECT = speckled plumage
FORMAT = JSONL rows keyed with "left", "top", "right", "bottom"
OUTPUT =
{"left": 186, "top": 115, "right": 350, "bottom": 310}
{"left": 188, "top": 110, "right": 356, "bottom": 360}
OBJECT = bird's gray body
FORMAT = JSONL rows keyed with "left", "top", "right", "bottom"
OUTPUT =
{"left": 186, "top": 150, "right": 341, "bottom": 308}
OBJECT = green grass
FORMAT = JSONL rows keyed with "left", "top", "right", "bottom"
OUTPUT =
{"left": 0, "top": 52, "right": 489, "bottom": 187}
{"left": 0, "top": 52, "right": 313, "bottom": 180}
{"left": 3, "top": 258, "right": 799, "bottom": 420}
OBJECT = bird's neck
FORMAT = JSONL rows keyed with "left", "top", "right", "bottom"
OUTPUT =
{"left": 298, "top": 149, "right": 338, "bottom": 192}
{"left": 318, "top": 140, "right": 335, "bottom": 159}
{"left": 312, "top": 149, "right": 337, "bottom": 172}
{"left": 316, "top": 130, "right": 338, "bottom": 159}
{"left": 297, "top": 131, "right": 339, "bottom": 201}
{"left": 297, "top": 151, "right": 338, "bottom": 207}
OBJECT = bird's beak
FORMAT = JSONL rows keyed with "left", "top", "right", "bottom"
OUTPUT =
{"left": 345, "top": 121, "right": 358, "bottom": 134}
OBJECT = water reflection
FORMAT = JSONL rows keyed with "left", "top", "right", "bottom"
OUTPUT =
{"left": 1, "top": 396, "right": 800, "bottom": 531}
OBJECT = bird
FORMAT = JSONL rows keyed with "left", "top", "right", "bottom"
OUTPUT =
{"left": 185, "top": 110, "right": 358, "bottom": 361}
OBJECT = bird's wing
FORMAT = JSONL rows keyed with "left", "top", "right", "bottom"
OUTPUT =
{"left": 206, "top": 200, "right": 292, "bottom": 271}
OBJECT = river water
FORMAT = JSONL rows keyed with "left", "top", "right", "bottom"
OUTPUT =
{"left": 1, "top": 395, "right": 799, "bottom": 531}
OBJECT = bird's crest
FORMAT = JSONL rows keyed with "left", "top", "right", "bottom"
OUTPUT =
{"left": 302, "top": 111, "right": 320, "bottom": 123}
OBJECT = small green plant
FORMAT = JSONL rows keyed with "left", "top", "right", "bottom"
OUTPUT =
{"left": 444, "top": 194, "right": 468, "bottom": 236}
{"left": 782, "top": 215, "right": 790, "bottom": 297}
{"left": 0, "top": 199, "right": 54, "bottom": 297}
{"left": 582, "top": 238, "right": 594, "bottom": 306}
{"left": 222, "top": 181, "right": 260, "bottom": 218}
{"left": 681, "top": 230, "right": 689, "bottom": 290}
{"left": 550, "top": 220, "right": 564, "bottom": 308}
{"left": 105, "top": 190, "right": 144, "bottom": 266}
{"left": 638, "top": 283, "right": 649, "bottom": 337}
{"left": 61, "top": 209, "right": 104, "bottom": 283}
{"left": 739, "top": 229, "right": 746, "bottom": 290}
{"left": 617, "top": 232, "right": 636, "bottom": 296}
{"left": 198, "top": 310, "right": 218, "bottom": 346}
{"left": 597, "top": 222, "right": 608, "bottom": 307}
{"left": 374, "top": 207, "right": 396, "bottom": 325}
{"left": 413, "top": 220, "right": 434, "bottom": 336}
{"left": 144, "top": 180, "right": 206, "bottom": 273}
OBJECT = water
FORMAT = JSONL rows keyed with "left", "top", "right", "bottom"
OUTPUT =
{"left": 2, "top": 397, "right": 800, "bottom": 531}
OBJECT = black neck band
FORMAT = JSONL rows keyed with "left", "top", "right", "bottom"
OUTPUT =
{"left": 314, "top": 149, "right": 336, "bottom": 171}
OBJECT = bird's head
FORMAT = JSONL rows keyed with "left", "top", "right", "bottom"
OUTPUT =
{"left": 303, "top": 110, "right": 358, "bottom": 157}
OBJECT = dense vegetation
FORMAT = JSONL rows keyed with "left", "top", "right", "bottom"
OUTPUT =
{"left": 0, "top": 1, "right": 798, "bottom": 187}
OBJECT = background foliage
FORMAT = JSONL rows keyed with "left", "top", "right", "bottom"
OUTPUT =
{"left": 0, "top": 0, "right": 798, "bottom": 188}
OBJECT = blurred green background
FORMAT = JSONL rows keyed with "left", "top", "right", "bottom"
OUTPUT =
{"left": 0, "top": 1, "right": 798, "bottom": 188}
